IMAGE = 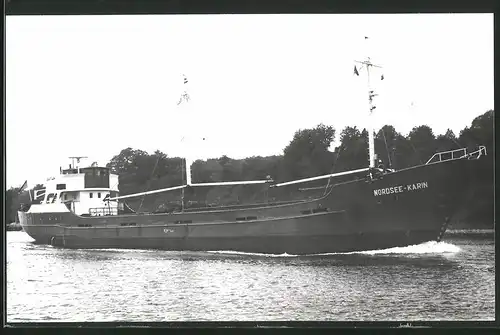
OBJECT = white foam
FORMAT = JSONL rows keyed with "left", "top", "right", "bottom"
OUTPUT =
{"left": 84, "top": 248, "right": 159, "bottom": 253}
{"left": 65, "top": 241, "right": 461, "bottom": 258}
{"left": 207, "top": 250, "right": 296, "bottom": 258}
{"left": 208, "top": 241, "right": 461, "bottom": 257}
{"left": 353, "top": 241, "right": 461, "bottom": 255}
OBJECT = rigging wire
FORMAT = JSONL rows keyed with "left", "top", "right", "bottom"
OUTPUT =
{"left": 451, "top": 136, "right": 463, "bottom": 149}
{"left": 137, "top": 153, "right": 162, "bottom": 213}
{"left": 381, "top": 129, "right": 392, "bottom": 168}
{"left": 408, "top": 141, "right": 423, "bottom": 165}
{"left": 323, "top": 142, "right": 347, "bottom": 196}
{"left": 180, "top": 156, "right": 185, "bottom": 212}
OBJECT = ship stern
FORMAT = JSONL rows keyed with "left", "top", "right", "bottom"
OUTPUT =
{"left": 18, "top": 209, "right": 67, "bottom": 244}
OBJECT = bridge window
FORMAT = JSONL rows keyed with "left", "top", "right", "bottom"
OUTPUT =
{"left": 46, "top": 193, "right": 56, "bottom": 203}
{"left": 56, "top": 184, "right": 66, "bottom": 190}
{"left": 90, "top": 193, "right": 93, "bottom": 198}
{"left": 98, "top": 192, "right": 101, "bottom": 198}
{"left": 83, "top": 167, "right": 110, "bottom": 188}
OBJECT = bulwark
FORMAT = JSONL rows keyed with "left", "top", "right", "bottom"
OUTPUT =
{"left": 373, "top": 182, "right": 428, "bottom": 196}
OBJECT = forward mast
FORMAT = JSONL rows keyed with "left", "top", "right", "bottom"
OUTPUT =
{"left": 354, "top": 48, "right": 383, "bottom": 169}
{"left": 106, "top": 45, "right": 384, "bottom": 205}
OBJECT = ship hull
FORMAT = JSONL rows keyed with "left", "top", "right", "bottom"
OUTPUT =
{"left": 44, "top": 230, "right": 440, "bottom": 254}
{"left": 18, "top": 157, "right": 479, "bottom": 254}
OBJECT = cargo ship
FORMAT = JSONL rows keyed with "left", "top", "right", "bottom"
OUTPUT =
{"left": 17, "top": 54, "right": 488, "bottom": 254}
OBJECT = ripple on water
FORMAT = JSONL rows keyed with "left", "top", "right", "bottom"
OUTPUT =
{"left": 6, "top": 231, "right": 495, "bottom": 322}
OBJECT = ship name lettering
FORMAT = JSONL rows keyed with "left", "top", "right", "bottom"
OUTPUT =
{"left": 373, "top": 181, "right": 428, "bottom": 196}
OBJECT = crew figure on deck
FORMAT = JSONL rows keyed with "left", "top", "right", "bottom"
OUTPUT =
{"left": 377, "top": 159, "right": 385, "bottom": 170}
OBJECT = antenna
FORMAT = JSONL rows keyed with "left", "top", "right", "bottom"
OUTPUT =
{"left": 68, "top": 156, "right": 88, "bottom": 169}
{"left": 354, "top": 37, "right": 384, "bottom": 169}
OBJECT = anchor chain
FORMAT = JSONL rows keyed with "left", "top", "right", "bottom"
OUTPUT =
{"left": 437, "top": 216, "right": 450, "bottom": 242}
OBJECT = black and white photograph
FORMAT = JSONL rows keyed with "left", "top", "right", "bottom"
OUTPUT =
{"left": 5, "top": 12, "right": 494, "bottom": 323}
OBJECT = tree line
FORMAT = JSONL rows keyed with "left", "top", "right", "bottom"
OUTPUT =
{"left": 6, "top": 110, "right": 493, "bottom": 228}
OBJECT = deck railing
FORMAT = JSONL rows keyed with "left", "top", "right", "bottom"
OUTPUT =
{"left": 425, "top": 145, "right": 487, "bottom": 165}
{"left": 89, "top": 207, "right": 118, "bottom": 216}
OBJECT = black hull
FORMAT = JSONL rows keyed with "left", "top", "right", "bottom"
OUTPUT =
{"left": 47, "top": 230, "right": 439, "bottom": 254}
{"left": 19, "top": 158, "right": 479, "bottom": 254}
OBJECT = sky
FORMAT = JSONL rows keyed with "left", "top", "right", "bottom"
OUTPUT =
{"left": 6, "top": 14, "right": 494, "bottom": 189}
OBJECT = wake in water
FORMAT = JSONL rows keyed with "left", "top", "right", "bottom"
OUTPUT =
{"left": 207, "top": 241, "right": 461, "bottom": 258}
{"left": 43, "top": 240, "right": 462, "bottom": 259}
{"left": 207, "top": 250, "right": 298, "bottom": 258}
{"left": 350, "top": 241, "right": 461, "bottom": 255}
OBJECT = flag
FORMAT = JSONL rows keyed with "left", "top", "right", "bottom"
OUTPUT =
{"left": 364, "top": 36, "right": 369, "bottom": 39}
{"left": 354, "top": 65, "right": 359, "bottom": 76}
{"left": 18, "top": 180, "right": 28, "bottom": 194}
{"left": 178, "top": 74, "right": 190, "bottom": 105}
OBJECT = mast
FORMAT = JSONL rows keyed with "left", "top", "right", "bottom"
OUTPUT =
{"left": 354, "top": 37, "right": 383, "bottom": 169}
{"left": 107, "top": 62, "right": 386, "bottom": 203}
{"left": 177, "top": 74, "right": 193, "bottom": 188}
{"left": 367, "top": 59, "right": 376, "bottom": 169}
{"left": 178, "top": 74, "right": 191, "bottom": 212}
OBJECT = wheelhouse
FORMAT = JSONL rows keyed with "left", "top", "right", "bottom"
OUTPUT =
{"left": 33, "top": 160, "right": 121, "bottom": 217}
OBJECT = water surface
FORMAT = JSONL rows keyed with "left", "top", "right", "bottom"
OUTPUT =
{"left": 6, "top": 230, "right": 494, "bottom": 322}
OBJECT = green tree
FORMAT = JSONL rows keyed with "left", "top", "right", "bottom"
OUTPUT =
{"left": 282, "top": 124, "right": 336, "bottom": 180}
{"left": 333, "top": 126, "right": 368, "bottom": 172}
{"left": 456, "top": 110, "right": 494, "bottom": 227}
{"left": 407, "top": 125, "right": 437, "bottom": 165}
{"left": 459, "top": 110, "right": 493, "bottom": 151}
{"left": 5, "top": 183, "right": 35, "bottom": 224}
{"left": 5, "top": 188, "right": 17, "bottom": 224}
{"left": 107, "top": 147, "right": 149, "bottom": 174}
{"left": 434, "top": 129, "right": 460, "bottom": 153}
{"left": 105, "top": 109, "right": 493, "bottom": 227}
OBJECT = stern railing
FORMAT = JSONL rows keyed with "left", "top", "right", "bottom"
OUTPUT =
{"left": 426, "top": 145, "right": 487, "bottom": 165}
{"left": 89, "top": 207, "right": 118, "bottom": 216}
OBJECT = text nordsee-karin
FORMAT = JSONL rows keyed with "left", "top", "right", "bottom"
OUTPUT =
{"left": 373, "top": 182, "right": 429, "bottom": 197}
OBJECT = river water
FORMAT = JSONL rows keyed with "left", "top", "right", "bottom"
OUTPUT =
{"left": 6, "top": 230, "right": 494, "bottom": 322}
